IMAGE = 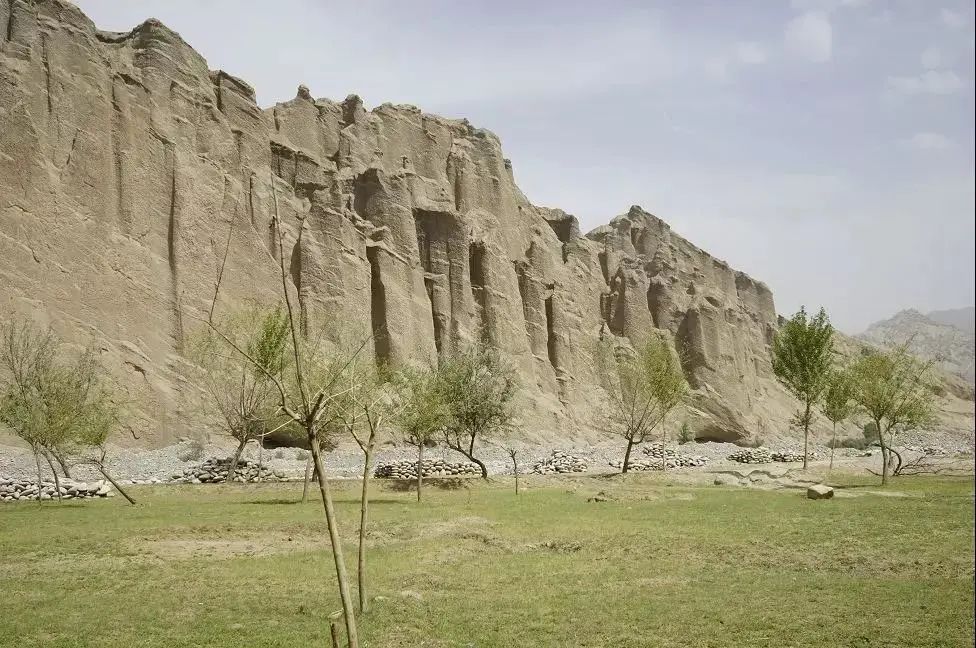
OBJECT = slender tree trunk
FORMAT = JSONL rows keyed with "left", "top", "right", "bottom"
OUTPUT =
{"left": 302, "top": 453, "right": 313, "bottom": 503}
{"left": 829, "top": 421, "right": 837, "bottom": 472}
{"left": 416, "top": 443, "right": 424, "bottom": 503}
{"left": 42, "top": 452, "right": 62, "bottom": 503}
{"left": 226, "top": 438, "right": 248, "bottom": 483}
{"left": 97, "top": 464, "right": 136, "bottom": 505}
{"left": 802, "top": 402, "right": 811, "bottom": 470}
{"left": 53, "top": 450, "right": 72, "bottom": 479}
{"left": 309, "top": 430, "right": 359, "bottom": 648}
{"left": 622, "top": 438, "right": 634, "bottom": 474}
{"left": 876, "top": 418, "right": 889, "bottom": 486}
{"left": 511, "top": 455, "right": 519, "bottom": 495}
{"left": 33, "top": 447, "right": 44, "bottom": 503}
{"left": 357, "top": 445, "right": 374, "bottom": 615}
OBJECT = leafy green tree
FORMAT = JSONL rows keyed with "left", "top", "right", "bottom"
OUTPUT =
{"left": 822, "top": 368, "right": 856, "bottom": 471}
{"left": 849, "top": 345, "right": 935, "bottom": 485}
{"left": 437, "top": 347, "right": 518, "bottom": 479}
{"left": 192, "top": 306, "right": 293, "bottom": 482}
{"left": 771, "top": 306, "right": 834, "bottom": 469}
{"left": 602, "top": 335, "right": 688, "bottom": 473}
{"left": 393, "top": 366, "right": 451, "bottom": 502}
{"left": 0, "top": 318, "right": 131, "bottom": 503}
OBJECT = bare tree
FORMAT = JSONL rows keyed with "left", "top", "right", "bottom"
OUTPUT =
{"left": 600, "top": 335, "right": 688, "bottom": 473}
{"left": 506, "top": 447, "right": 520, "bottom": 495}
{"left": 437, "top": 347, "right": 518, "bottom": 479}
{"left": 203, "top": 184, "right": 363, "bottom": 647}
{"left": 394, "top": 367, "right": 451, "bottom": 502}
{"left": 338, "top": 360, "right": 391, "bottom": 614}
{"left": 849, "top": 344, "right": 936, "bottom": 485}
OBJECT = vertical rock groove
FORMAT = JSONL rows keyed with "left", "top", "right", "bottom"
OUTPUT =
{"left": 166, "top": 147, "right": 184, "bottom": 350}
{"left": 469, "top": 241, "right": 491, "bottom": 344}
{"left": 366, "top": 245, "right": 391, "bottom": 365}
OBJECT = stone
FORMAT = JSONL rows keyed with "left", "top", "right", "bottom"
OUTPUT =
{"left": 806, "top": 484, "right": 834, "bottom": 500}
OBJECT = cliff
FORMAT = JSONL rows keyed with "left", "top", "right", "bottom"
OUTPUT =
{"left": 2, "top": 0, "right": 965, "bottom": 447}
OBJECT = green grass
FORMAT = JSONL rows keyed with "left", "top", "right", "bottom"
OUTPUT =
{"left": 1, "top": 474, "right": 973, "bottom": 647}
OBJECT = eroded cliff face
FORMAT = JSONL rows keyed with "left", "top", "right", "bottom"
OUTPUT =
{"left": 1, "top": 0, "right": 794, "bottom": 446}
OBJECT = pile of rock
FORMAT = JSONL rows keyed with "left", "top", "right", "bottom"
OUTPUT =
{"left": 178, "top": 458, "right": 285, "bottom": 484}
{"left": 770, "top": 450, "right": 805, "bottom": 463}
{"left": 531, "top": 451, "right": 588, "bottom": 474}
{"left": 641, "top": 443, "right": 710, "bottom": 468}
{"left": 0, "top": 477, "right": 114, "bottom": 502}
{"left": 727, "top": 447, "right": 773, "bottom": 464}
{"left": 373, "top": 459, "right": 480, "bottom": 479}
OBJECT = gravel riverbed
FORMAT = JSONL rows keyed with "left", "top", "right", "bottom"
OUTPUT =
{"left": 1, "top": 429, "right": 972, "bottom": 485}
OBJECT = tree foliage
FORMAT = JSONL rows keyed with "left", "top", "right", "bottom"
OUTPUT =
{"left": 601, "top": 335, "right": 688, "bottom": 473}
{"left": 191, "top": 305, "right": 295, "bottom": 481}
{"left": 437, "top": 347, "right": 518, "bottom": 479}
{"left": 771, "top": 306, "right": 834, "bottom": 468}
{"left": 0, "top": 318, "right": 127, "bottom": 502}
{"left": 849, "top": 344, "right": 936, "bottom": 484}
{"left": 822, "top": 368, "right": 856, "bottom": 426}
{"left": 822, "top": 368, "right": 856, "bottom": 471}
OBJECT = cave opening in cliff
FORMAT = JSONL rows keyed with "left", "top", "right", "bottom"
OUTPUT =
{"left": 366, "top": 245, "right": 391, "bottom": 365}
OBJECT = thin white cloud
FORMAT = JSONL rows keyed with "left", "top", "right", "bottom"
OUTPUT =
{"left": 791, "top": 0, "right": 870, "bottom": 12}
{"left": 902, "top": 132, "right": 955, "bottom": 150}
{"left": 888, "top": 70, "right": 966, "bottom": 95}
{"left": 920, "top": 46, "right": 943, "bottom": 69}
{"left": 785, "top": 12, "right": 833, "bottom": 62}
{"left": 940, "top": 8, "right": 970, "bottom": 29}
{"left": 734, "top": 41, "right": 767, "bottom": 65}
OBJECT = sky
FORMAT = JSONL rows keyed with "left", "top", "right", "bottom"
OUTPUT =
{"left": 74, "top": 0, "right": 976, "bottom": 333}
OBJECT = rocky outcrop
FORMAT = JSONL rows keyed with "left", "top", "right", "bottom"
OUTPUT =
{"left": 1, "top": 1, "right": 968, "bottom": 449}
{"left": 858, "top": 309, "right": 975, "bottom": 385}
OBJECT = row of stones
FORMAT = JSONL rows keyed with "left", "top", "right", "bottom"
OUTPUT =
{"left": 0, "top": 477, "right": 114, "bottom": 502}
{"left": 176, "top": 458, "right": 287, "bottom": 484}
{"left": 531, "top": 451, "right": 588, "bottom": 474}
{"left": 373, "top": 459, "right": 480, "bottom": 479}
{"left": 726, "top": 448, "right": 824, "bottom": 464}
{"left": 640, "top": 443, "right": 710, "bottom": 467}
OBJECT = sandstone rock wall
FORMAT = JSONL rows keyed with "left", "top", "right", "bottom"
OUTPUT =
{"left": 0, "top": 0, "right": 862, "bottom": 446}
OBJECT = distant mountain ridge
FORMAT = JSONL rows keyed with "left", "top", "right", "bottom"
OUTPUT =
{"left": 858, "top": 308, "right": 975, "bottom": 384}
{"left": 926, "top": 307, "right": 975, "bottom": 336}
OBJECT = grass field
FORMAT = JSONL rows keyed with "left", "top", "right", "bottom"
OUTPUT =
{"left": 0, "top": 473, "right": 973, "bottom": 647}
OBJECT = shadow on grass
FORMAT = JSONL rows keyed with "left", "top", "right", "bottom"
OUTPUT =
{"left": 243, "top": 497, "right": 410, "bottom": 506}
{"left": 382, "top": 478, "right": 472, "bottom": 492}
